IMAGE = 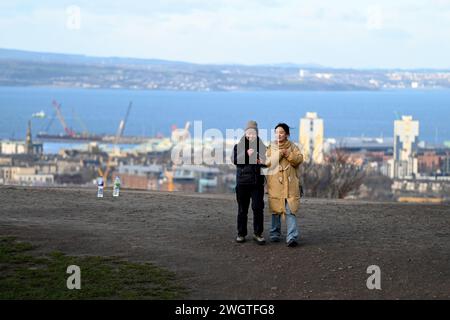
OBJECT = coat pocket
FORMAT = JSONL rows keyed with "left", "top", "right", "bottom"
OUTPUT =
{"left": 268, "top": 196, "right": 283, "bottom": 213}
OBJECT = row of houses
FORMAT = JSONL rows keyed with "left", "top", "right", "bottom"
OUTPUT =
{"left": 116, "top": 164, "right": 227, "bottom": 193}
{"left": 333, "top": 137, "right": 450, "bottom": 176}
{"left": 0, "top": 166, "right": 54, "bottom": 185}
{"left": 392, "top": 179, "right": 449, "bottom": 194}
{"left": 0, "top": 146, "right": 106, "bottom": 186}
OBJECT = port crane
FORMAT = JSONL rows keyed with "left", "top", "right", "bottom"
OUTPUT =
{"left": 72, "top": 108, "right": 89, "bottom": 135}
{"left": 97, "top": 102, "right": 133, "bottom": 185}
{"left": 52, "top": 100, "right": 76, "bottom": 137}
{"left": 115, "top": 101, "right": 132, "bottom": 145}
{"left": 42, "top": 110, "right": 56, "bottom": 133}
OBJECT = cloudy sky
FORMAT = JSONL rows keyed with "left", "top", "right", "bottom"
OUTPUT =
{"left": 1, "top": 0, "right": 450, "bottom": 68}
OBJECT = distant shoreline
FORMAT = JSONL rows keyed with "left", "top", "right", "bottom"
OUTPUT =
{"left": 3, "top": 84, "right": 450, "bottom": 93}
{"left": 3, "top": 48, "right": 450, "bottom": 91}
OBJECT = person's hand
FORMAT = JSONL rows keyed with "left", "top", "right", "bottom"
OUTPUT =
{"left": 247, "top": 149, "right": 255, "bottom": 156}
{"left": 257, "top": 159, "right": 265, "bottom": 165}
{"left": 284, "top": 149, "right": 291, "bottom": 158}
{"left": 280, "top": 149, "right": 289, "bottom": 158}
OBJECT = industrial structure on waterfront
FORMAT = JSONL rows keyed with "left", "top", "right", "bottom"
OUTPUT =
{"left": 387, "top": 115, "right": 420, "bottom": 179}
{"left": 299, "top": 112, "right": 324, "bottom": 164}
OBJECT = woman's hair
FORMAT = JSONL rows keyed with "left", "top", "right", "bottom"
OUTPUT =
{"left": 274, "top": 123, "right": 291, "bottom": 136}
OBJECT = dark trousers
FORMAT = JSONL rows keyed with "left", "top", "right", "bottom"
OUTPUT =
{"left": 236, "top": 184, "right": 264, "bottom": 237}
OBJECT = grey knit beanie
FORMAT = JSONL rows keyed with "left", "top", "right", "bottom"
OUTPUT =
{"left": 245, "top": 120, "right": 258, "bottom": 132}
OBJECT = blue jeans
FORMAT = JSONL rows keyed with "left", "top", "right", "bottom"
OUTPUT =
{"left": 270, "top": 200, "right": 299, "bottom": 243}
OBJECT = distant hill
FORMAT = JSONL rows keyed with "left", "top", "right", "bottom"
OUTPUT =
{"left": 0, "top": 48, "right": 194, "bottom": 67}
{"left": 1, "top": 48, "right": 449, "bottom": 91}
{"left": 0, "top": 48, "right": 328, "bottom": 70}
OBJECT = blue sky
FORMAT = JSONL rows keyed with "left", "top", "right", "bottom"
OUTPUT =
{"left": 1, "top": 0, "right": 450, "bottom": 68}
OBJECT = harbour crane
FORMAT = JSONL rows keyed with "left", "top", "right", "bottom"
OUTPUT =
{"left": 97, "top": 101, "right": 133, "bottom": 185}
{"left": 114, "top": 101, "right": 132, "bottom": 145}
{"left": 72, "top": 108, "right": 89, "bottom": 135}
{"left": 52, "top": 100, "right": 76, "bottom": 137}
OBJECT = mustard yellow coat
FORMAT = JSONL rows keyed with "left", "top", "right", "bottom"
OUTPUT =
{"left": 265, "top": 142, "right": 304, "bottom": 214}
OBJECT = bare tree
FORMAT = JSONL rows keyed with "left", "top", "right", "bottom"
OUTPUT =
{"left": 327, "top": 148, "right": 366, "bottom": 199}
{"left": 300, "top": 148, "right": 366, "bottom": 199}
{"left": 300, "top": 160, "right": 323, "bottom": 197}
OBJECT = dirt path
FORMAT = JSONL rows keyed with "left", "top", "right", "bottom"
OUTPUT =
{"left": 1, "top": 186, "right": 449, "bottom": 299}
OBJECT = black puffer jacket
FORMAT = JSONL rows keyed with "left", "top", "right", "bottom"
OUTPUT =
{"left": 232, "top": 136, "right": 267, "bottom": 186}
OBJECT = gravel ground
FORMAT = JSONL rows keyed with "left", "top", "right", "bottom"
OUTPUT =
{"left": 0, "top": 185, "right": 449, "bottom": 299}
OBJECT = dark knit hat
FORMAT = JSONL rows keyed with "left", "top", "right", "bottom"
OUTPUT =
{"left": 245, "top": 120, "right": 258, "bottom": 132}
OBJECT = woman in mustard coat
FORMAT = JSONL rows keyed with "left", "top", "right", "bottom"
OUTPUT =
{"left": 264, "top": 123, "right": 304, "bottom": 247}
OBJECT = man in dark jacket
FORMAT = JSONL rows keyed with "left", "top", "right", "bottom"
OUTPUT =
{"left": 232, "top": 120, "right": 267, "bottom": 245}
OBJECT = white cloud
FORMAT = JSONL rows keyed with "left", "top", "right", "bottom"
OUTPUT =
{"left": 366, "top": 5, "right": 384, "bottom": 30}
{"left": 0, "top": 0, "right": 450, "bottom": 68}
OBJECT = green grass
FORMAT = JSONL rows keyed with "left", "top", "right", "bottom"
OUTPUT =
{"left": 0, "top": 237, "right": 187, "bottom": 299}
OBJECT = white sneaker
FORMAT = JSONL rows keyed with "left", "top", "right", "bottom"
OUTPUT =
{"left": 253, "top": 234, "right": 266, "bottom": 245}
